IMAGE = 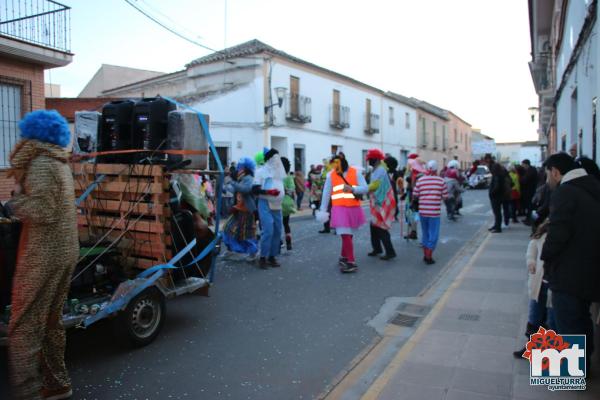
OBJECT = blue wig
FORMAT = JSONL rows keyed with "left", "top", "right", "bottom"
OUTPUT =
{"left": 237, "top": 157, "right": 256, "bottom": 175}
{"left": 18, "top": 109, "right": 71, "bottom": 148}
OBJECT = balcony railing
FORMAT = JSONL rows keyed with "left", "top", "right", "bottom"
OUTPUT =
{"left": 285, "top": 94, "right": 312, "bottom": 123}
{"left": 329, "top": 104, "right": 350, "bottom": 129}
{"left": 364, "top": 112, "right": 380, "bottom": 134}
{"left": 0, "top": 0, "right": 71, "bottom": 53}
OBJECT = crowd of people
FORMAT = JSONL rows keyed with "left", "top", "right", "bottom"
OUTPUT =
{"left": 10, "top": 110, "right": 596, "bottom": 398}
{"left": 482, "top": 151, "right": 600, "bottom": 375}
{"left": 485, "top": 155, "right": 540, "bottom": 233}
{"left": 220, "top": 148, "right": 469, "bottom": 272}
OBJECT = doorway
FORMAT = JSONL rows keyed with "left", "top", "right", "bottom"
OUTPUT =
{"left": 294, "top": 146, "right": 305, "bottom": 173}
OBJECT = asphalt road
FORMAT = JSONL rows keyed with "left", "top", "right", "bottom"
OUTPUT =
{"left": 65, "top": 189, "right": 492, "bottom": 400}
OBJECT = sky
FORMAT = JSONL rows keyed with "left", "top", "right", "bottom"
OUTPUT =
{"left": 47, "top": 0, "right": 539, "bottom": 143}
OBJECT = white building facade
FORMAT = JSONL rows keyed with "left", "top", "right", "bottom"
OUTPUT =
{"left": 530, "top": 0, "right": 600, "bottom": 161}
{"left": 496, "top": 141, "right": 542, "bottom": 166}
{"left": 102, "top": 40, "right": 418, "bottom": 173}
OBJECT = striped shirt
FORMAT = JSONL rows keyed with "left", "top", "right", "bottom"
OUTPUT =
{"left": 413, "top": 175, "right": 448, "bottom": 217}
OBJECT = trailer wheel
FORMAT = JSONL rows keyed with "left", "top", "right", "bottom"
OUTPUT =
{"left": 115, "top": 287, "right": 165, "bottom": 347}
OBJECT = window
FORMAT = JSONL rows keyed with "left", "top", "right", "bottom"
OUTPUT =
{"left": 332, "top": 89, "right": 340, "bottom": 123}
{"left": 1, "top": 82, "right": 24, "bottom": 167}
{"left": 405, "top": 112, "right": 410, "bottom": 129}
{"left": 433, "top": 121, "right": 438, "bottom": 149}
{"left": 454, "top": 128, "right": 457, "bottom": 143}
{"left": 389, "top": 106, "right": 394, "bottom": 125}
{"left": 290, "top": 76, "right": 300, "bottom": 115}
{"left": 400, "top": 150, "right": 409, "bottom": 167}
{"left": 294, "top": 146, "right": 305, "bottom": 173}
{"left": 442, "top": 125, "right": 447, "bottom": 151}
{"left": 209, "top": 146, "right": 229, "bottom": 171}
{"left": 421, "top": 117, "right": 427, "bottom": 147}
{"left": 366, "top": 99, "right": 372, "bottom": 131}
{"left": 331, "top": 145, "right": 342, "bottom": 156}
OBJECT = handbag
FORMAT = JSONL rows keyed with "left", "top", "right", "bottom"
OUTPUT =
{"left": 337, "top": 172, "right": 363, "bottom": 201}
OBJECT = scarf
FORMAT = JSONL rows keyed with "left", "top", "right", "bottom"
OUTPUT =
{"left": 8, "top": 139, "right": 69, "bottom": 182}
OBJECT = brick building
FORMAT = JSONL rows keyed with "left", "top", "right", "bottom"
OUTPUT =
{"left": 0, "top": 1, "right": 73, "bottom": 200}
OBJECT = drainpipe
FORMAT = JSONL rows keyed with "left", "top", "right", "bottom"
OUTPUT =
{"left": 262, "top": 57, "right": 272, "bottom": 148}
{"left": 380, "top": 96, "right": 384, "bottom": 150}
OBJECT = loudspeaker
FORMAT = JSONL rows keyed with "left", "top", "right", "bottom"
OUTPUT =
{"left": 98, "top": 100, "right": 135, "bottom": 163}
{"left": 166, "top": 110, "right": 209, "bottom": 170}
{"left": 132, "top": 97, "right": 175, "bottom": 160}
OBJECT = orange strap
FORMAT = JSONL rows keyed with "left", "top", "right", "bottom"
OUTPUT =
{"left": 72, "top": 148, "right": 209, "bottom": 160}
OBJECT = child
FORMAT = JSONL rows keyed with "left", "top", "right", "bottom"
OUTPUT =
{"left": 222, "top": 158, "right": 258, "bottom": 261}
{"left": 281, "top": 157, "right": 297, "bottom": 251}
{"left": 514, "top": 219, "right": 555, "bottom": 358}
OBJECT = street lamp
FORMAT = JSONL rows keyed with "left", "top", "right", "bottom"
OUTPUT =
{"left": 528, "top": 106, "right": 539, "bottom": 122}
{"left": 264, "top": 87, "right": 287, "bottom": 114}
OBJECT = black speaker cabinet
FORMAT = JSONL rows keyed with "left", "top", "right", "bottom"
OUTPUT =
{"left": 98, "top": 100, "right": 135, "bottom": 163}
{"left": 132, "top": 97, "right": 176, "bottom": 161}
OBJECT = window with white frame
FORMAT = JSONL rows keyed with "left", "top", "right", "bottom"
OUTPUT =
{"left": 389, "top": 106, "right": 394, "bottom": 125}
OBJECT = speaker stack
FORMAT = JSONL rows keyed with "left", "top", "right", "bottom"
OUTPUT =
{"left": 94, "top": 96, "right": 208, "bottom": 168}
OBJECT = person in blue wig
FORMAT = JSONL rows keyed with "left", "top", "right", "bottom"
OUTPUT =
{"left": 5, "top": 110, "right": 78, "bottom": 400}
{"left": 222, "top": 157, "right": 259, "bottom": 261}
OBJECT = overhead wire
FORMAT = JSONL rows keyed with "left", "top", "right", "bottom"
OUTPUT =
{"left": 123, "top": 0, "right": 220, "bottom": 53}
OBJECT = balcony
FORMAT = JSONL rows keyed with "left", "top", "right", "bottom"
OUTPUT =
{"left": 329, "top": 104, "right": 350, "bottom": 129}
{"left": 364, "top": 112, "right": 380, "bottom": 134}
{"left": 285, "top": 94, "right": 312, "bottom": 123}
{"left": 0, "top": 0, "right": 72, "bottom": 67}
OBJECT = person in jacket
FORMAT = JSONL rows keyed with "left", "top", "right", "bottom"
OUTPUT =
{"left": 366, "top": 149, "right": 397, "bottom": 260}
{"left": 443, "top": 160, "right": 462, "bottom": 221}
{"left": 253, "top": 148, "right": 284, "bottom": 269}
{"left": 318, "top": 160, "right": 334, "bottom": 234}
{"left": 508, "top": 164, "right": 521, "bottom": 223}
{"left": 294, "top": 170, "right": 306, "bottom": 210}
{"left": 318, "top": 154, "right": 368, "bottom": 273}
{"left": 384, "top": 155, "right": 400, "bottom": 221}
{"left": 540, "top": 152, "right": 600, "bottom": 373}
{"left": 6, "top": 110, "right": 78, "bottom": 400}
{"left": 520, "top": 159, "right": 538, "bottom": 225}
{"left": 309, "top": 165, "right": 324, "bottom": 217}
{"left": 486, "top": 155, "right": 508, "bottom": 233}
{"left": 404, "top": 154, "right": 426, "bottom": 240}
{"left": 222, "top": 157, "right": 258, "bottom": 261}
{"left": 413, "top": 160, "right": 448, "bottom": 264}
{"left": 281, "top": 157, "right": 297, "bottom": 251}
{"left": 514, "top": 219, "right": 555, "bottom": 358}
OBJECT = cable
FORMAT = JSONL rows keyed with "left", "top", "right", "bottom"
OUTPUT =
{"left": 139, "top": 0, "right": 200, "bottom": 40}
{"left": 123, "top": 0, "right": 219, "bottom": 53}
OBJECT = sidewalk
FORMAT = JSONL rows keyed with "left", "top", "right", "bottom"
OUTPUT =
{"left": 329, "top": 222, "right": 599, "bottom": 400}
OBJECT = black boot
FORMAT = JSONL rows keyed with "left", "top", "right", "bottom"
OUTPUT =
{"left": 258, "top": 257, "right": 269, "bottom": 269}
{"left": 514, "top": 322, "right": 537, "bottom": 359}
{"left": 285, "top": 234, "right": 292, "bottom": 251}
{"left": 380, "top": 228, "right": 396, "bottom": 259}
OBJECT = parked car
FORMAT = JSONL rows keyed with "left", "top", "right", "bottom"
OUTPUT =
{"left": 467, "top": 165, "right": 492, "bottom": 189}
